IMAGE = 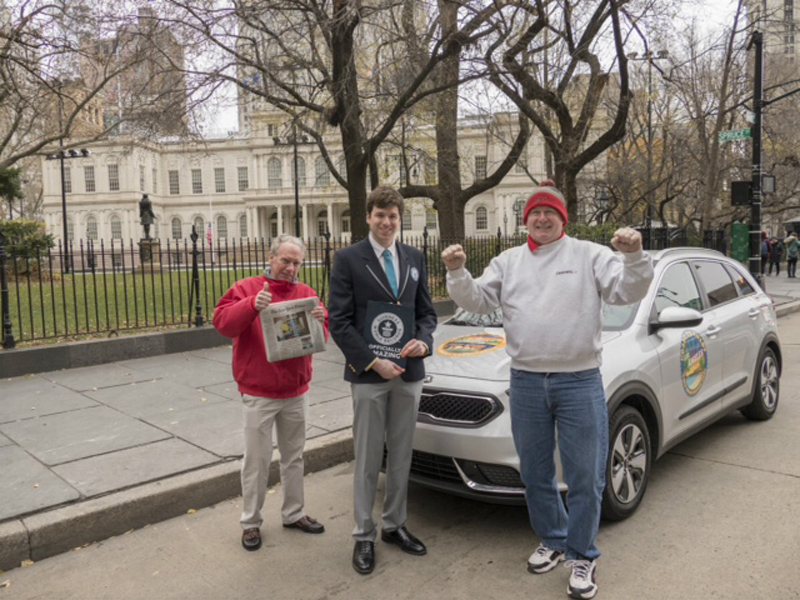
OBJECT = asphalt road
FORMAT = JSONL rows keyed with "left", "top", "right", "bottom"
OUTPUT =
{"left": 2, "top": 315, "right": 799, "bottom": 600}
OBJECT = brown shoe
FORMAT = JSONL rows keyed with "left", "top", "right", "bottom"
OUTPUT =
{"left": 242, "top": 527, "right": 261, "bottom": 551}
{"left": 283, "top": 515, "right": 325, "bottom": 534}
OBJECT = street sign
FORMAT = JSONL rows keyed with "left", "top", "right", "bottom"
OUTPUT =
{"left": 718, "top": 128, "right": 752, "bottom": 142}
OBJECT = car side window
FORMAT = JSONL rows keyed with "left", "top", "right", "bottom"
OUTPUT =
{"left": 726, "top": 264, "right": 756, "bottom": 296}
{"left": 654, "top": 263, "right": 703, "bottom": 316}
{"left": 693, "top": 261, "right": 738, "bottom": 307}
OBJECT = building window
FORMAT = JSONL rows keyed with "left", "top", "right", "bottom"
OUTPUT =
{"left": 295, "top": 157, "right": 307, "bottom": 187}
{"left": 108, "top": 164, "right": 120, "bottom": 191}
{"left": 193, "top": 216, "right": 204, "bottom": 235}
{"left": 515, "top": 155, "right": 528, "bottom": 174}
{"left": 152, "top": 168, "right": 157, "bottom": 194}
{"left": 66, "top": 219, "right": 74, "bottom": 241}
{"left": 403, "top": 210, "right": 412, "bottom": 230}
{"left": 171, "top": 218, "right": 182, "bottom": 239}
{"left": 191, "top": 169, "right": 203, "bottom": 194}
{"left": 168, "top": 170, "right": 180, "bottom": 195}
{"left": 84, "top": 166, "right": 95, "bottom": 192}
{"left": 214, "top": 167, "right": 226, "bottom": 193}
{"left": 217, "top": 215, "right": 228, "bottom": 240}
{"left": 474, "top": 155, "right": 487, "bottom": 181}
{"left": 238, "top": 166, "right": 249, "bottom": 191}
{"left": 86, "top": 216, "right": 98, "bottom": 240}
{"left": 139, "top": 165, "right": 145, "bottom": 192}
{"left": 270, "top": 213, "right": 278, "bottom": 239}
{"left": 110, "top": 216, "right": 122, "bottom": 239}
{"left": 514, "top": 199, "right": 525, "bottom": 228}
{"left": 341, "top": 210, "right": 351, "bottom": 234}
{"left": 64, "top": 166, "right": 72, "bottom": 193}
{"left": 475, "top": 206, "right": 488, "bottom": 231}
{"left": 317, "top": 210, "right": 328, "bottom": 236}
{"left": 239, "top": 214, "right": 247, "bottom": 238}
{"left": 338, "top": 156, "right": 347, "bottom": 183}
{"left": 426, "top": 209, "right": 437, "bottom": 230}
{"left": 268, "top": 158, "right": 282, "bottom": 188}
{"left": 315, "top": 156, "right": 330, "bottom": 186}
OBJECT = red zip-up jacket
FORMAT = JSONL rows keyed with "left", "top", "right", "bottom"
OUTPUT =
{"left": 213, "top": 274, "right": 329, "bottom": 399}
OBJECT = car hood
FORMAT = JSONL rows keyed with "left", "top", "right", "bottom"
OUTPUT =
{"left": 426, "top": 324, "right": 623, "bottom": 382}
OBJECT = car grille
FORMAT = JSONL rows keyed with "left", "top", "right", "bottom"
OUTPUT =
{"left": 418, "top": 390, "right": 502, "bottom": 427}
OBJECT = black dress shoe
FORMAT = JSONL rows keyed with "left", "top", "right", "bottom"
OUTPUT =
{"left": 242, "top": 527, "right": 261, "bottom": 551}
{"left": 381, "top": 526, "right": 427, "bottom": 555}
{"left": 352, "top": 541, "right": 375, "bottom": 574}
{"left": 283, "top": 515, "right": 325, "bottom": 534}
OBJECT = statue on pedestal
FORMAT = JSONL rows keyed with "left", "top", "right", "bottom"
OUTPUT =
{"left": 139, "top": 194, "right": 156, "bottom": 240}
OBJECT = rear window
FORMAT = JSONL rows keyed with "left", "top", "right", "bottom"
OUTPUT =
{"left": 693, "top": 261, "right": 738, "bottom": 307}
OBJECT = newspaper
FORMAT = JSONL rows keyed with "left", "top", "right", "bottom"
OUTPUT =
{"left": 259, "top": 297, "right": 326, "bottom": 363}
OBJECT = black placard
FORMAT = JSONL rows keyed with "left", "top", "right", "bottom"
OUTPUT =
{"left": 363, "top": 300, "right": 414, "bottom": 367}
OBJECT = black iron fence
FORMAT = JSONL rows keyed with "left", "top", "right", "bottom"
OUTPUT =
{"left": 0, "top": 226, "right": 727, "bottom": 347}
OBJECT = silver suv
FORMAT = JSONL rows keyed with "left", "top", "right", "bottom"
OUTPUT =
{"left": 413, "top": 248, "right": 781, "bottom": 520}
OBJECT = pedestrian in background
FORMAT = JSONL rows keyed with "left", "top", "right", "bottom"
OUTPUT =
{"left": 214, "top": 234, "right": 328, "bottom": 552}
{"left": 784, "top": 232, "right": 798, "bottom": 278}
{"left": 761, "top": 232, "right": 770, "bottom": 276}
{"left": 442, "top": 180, "right": 653, "bottom": 600}
{"left": 328, "top": 185, "right": 437, "bottom": 576}
{"left": 769, "top": 236, "right": 784, "bottom": 276}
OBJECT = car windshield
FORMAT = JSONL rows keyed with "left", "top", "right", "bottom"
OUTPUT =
{"left": 448, "top": 303, "right": 638, "bottom": 331}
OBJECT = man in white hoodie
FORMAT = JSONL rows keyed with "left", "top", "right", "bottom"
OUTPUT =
{"left": 442, "top": 181, "right": 653, "bottom": 600}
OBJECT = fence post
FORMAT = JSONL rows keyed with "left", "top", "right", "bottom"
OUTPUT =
{"left": 322, "top": 228, "right": 331, "bottom": 303}
{"left": 496, "top": 227, "right": 502, "bottom": 255}
{"left": 0, "top": 230, "right": 16, "bottom": 349}
{"left": 190, "top": 226, "right": 204, "bottom": 327}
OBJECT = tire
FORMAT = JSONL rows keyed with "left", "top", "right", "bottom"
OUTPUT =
{"left": 602, "top": 405, "right": 651, "bottom": 521}
{"left": 740, "top": 347, "right": 780, "bottom": 421}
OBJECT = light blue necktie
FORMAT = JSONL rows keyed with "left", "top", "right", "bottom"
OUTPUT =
{"left": 383, "top": 249, "right": 398, "bottom": 297}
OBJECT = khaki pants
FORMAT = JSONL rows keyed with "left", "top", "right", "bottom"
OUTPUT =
{"left": 240, "top": 393, "right": 306, "bottom": 529}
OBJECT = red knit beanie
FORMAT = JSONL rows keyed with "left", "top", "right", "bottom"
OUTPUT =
{"left": 522, "top": 180, "right": 568, "bottom": 226}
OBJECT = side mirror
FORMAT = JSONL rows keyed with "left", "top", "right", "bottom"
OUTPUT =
{"left": 650, "top": 306, "right": 703, "bottom": 332}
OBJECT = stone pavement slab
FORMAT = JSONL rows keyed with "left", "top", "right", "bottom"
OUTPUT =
{"left": 0, "top": 405, "right": 171, "bottom": 465}
{"left": 52, "top": 438, "right": 220, "bottom": 496}
{"left": 306, "top": 396, "right": 354, "bottom": 433}
{"left": 84, "top": 379, "right": 231, "bottom": 418}
{"left": 0, "top": 431, "right": 12, "bottom": 447}
{"left": 145, "top": 401, "right": 243, "bottom": 458}
{"left": 201, "top": 381, "right": 240, "bottom": 400}
{"left": 121, "top": 354, "right": 235, "bottom": 388}
{"left": 0, "top": 445, "right": 80, "bottom": 521}
{"left": 38, "top": 364, "right": 156, "bottom": 392}
{"left": 0, "top": 376, "right": 99, "bottom": 423}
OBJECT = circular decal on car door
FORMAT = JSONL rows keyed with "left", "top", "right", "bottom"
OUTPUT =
{"left": 437, "top": 333, "right": 506, "bottom": 356}
{"left": 680, "top": 331, "right": 708, "bottom": 396}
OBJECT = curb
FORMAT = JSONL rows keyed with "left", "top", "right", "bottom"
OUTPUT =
{"left": 0, "top": 430, "right": 354, "bottom": 572}
{"left": 775, "top": 299, "right": 800, "bottom": 318}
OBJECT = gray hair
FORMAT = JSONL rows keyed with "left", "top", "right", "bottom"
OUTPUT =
{"left": 269, "top": 234, "right": 306, "bottom": 257}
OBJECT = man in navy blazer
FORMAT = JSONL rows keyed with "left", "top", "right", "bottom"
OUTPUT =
{"left": 329, "top": 185, "right": 437, "bottom": 575}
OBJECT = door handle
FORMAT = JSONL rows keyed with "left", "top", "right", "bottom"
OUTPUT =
{"left": 705, "top": 325, "right": 721, "bottom": 336}
{"left": 748, "top": 308, "right": 760, "bottom": 318}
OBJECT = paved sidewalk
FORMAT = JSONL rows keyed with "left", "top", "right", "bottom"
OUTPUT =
{"left": 2, "top": 274, "right": 800, "bottom": 572}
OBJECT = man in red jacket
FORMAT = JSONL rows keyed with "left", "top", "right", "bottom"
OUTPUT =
{"left": 214, "top": 234, "right": 329, "bottom": 551}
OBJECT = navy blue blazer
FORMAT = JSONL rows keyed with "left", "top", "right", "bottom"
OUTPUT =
{"left": 329, "top": 237, "right": 437, "bottom": 383}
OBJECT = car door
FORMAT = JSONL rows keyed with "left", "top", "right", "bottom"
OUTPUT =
{"left": 650, "top": 261, "right": 725, "bottom": 444}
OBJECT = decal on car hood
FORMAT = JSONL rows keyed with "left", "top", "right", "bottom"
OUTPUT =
{"left": 437, "top": 333, "right": 506, "bottom": 357}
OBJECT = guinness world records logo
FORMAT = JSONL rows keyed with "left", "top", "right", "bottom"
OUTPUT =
{"left": 371, "top": 312, "right": 404, "bottom": 346}
{"left": 680, "top": 331, "right": 708, "bottom": 396}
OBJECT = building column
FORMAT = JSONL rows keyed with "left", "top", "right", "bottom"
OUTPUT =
{"left": 301, "top": 202, "right": 309, "bottom": 239}
{"left": 276, "top": 205, "right": 284, "bottom": 237}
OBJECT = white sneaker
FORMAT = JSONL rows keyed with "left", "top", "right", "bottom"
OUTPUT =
{"left": 527, "top": 543, "right": 565, "bottom": 574}
{"left": 566, "top": 559, "right": 598, "bottom": 599}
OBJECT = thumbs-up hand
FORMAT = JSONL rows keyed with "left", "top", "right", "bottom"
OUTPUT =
{"left": 254, "top": 280, "right": 272, "bottom": 311}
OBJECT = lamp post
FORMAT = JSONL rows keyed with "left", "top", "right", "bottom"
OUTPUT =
{"left": 45, "top": 147, "right": 90, "bottom": 274}
{"left": 628, "top": 50, "right": 669, "bottom": 235}
{"left": 273, "top": 123, "right": 312, "bottom": 238}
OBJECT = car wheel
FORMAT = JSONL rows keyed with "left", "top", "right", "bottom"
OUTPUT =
{"left": 740, "top": 347, "right": 780, "bottom": 421}
{"left": 602, "top": 405, "right": 651, "bottom": 521}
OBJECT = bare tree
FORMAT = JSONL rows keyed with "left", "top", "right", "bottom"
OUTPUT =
{"left": 484, "top": 0, "right": 633, "bottom": 222}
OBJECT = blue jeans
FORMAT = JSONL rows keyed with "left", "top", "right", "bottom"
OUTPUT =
{"left": 510, "top": 368, "right": 608, "bottom": 561}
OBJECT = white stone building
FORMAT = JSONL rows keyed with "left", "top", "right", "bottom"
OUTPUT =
{"left": 41, "top": 114, "right": 551, "bottom": 245}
